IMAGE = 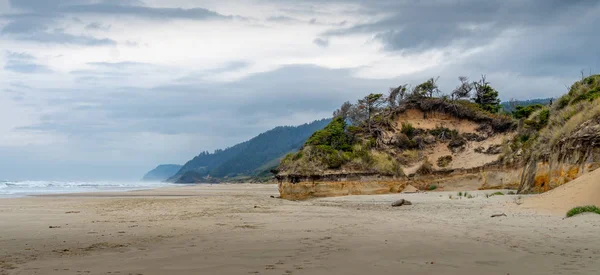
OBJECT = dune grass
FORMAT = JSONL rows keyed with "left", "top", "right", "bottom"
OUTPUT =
{"left": 566, "top": 205, "right": 600, "bottom": 218}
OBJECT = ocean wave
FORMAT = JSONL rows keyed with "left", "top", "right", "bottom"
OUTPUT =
{"left": 0, "top": 180, "right": 172, "bottom": 196}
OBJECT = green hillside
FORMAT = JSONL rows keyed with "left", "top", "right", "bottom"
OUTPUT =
{"left": 141, "top": 164, "right": 182, "bottom": 182}
{"left": 166, "top": 119, "right": 331, "bottom": 183}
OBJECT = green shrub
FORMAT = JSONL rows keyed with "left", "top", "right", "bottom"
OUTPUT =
{"left": 448, "top": 136, "right": 466, "bottom": 150}
{"left": 352, "top": 146, "right": 374, "bottom": 167}
{"left": 537, "top": 109, "right": 550, "bottom": 129}
{"left": 437, "top": 155, "right": 453, "bottom": 167}
{"left": 429, "top": 127, "right": 458, "bottom": 140}
{"left": 312, "top": 145, "right": 349, "bottom": 169}
{"left": 416, "top": 159, "right": 434, "bottom": 175}
{"left": 566, "top": 205, "right": 600, "bottom": 217}
{"left": 518, "top": 134, "right": 530, "bottom": 143}
{"left": 306, "top": 117, "right": 353, "bottom": 151}
{"left": 572, "top": 87, "right": 600, "bottom": 104}
{"left": 347, "top": 125, "right": 362, "bottom": 135}
{"left": 372, "top": 152, "right": 404, "bottom": 176}
{"left": 366, "top": 137, "right": 377, "bottom": 149}
{"left": 513, "top": 104, "right": 543, "bottom": 119}
{"left": 428, "top": 184, "right": 437, "bottom": 191}
{"left": 523, "top": 108, "right": 550, "bottom": 130}
{"left": 490, "top": 191, "right": 504, "bottom": 196}
{"left": 401, "top": 122, "right": 416, "bottom": 138}
{"left": 555, "top": 75, "right": 600, "bottom": 109}
{"left": 281, "top": 153, "right": 295, "bottom": 165}
{"left": 395, "top": 133, "right": 417, "bottom": 149}
{"left": 556, "top": 95, "right": 570, "bottom": 110}
{"left": 293, "top": 151, "right": 303, "bottom": 160}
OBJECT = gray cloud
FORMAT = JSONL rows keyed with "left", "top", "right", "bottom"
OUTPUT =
{"left": 266, "top": 15, "right": 300, "bottom": 23}
{"left": 1, "top": 13, "right": 117, "bottom": 45}
{"left": 87, "top": 61, "right": 150, "bottom": 68}
{"left": 313, "top": 37, "right": 329, "bottom": 47}
{"left": 323, "top": 0, "right": 600, "bottom": 52}
{"left": 5, "top": 51, "right": 35, "bottom": 60}
{"left": 7, "top": 0, "right": 242, "bottom": 21}
{"left": 84, "top": 21, "right": 111, "bottom": 31}
{"left": 1, "top": 13, "right": 52, "bottom": 34}
{"left": 20, "top": 65, "right": 391, "bottom": 138}
{"left": 3, "top": 51, "right": 52, "bottom": 73}
{"left": 4, "top": 62, "right": 52, "bottom": 73}
{"left": 15, "top": 30, "right": 116, "bottom": 45}
{"left": 63, "top": 4, "right": 230, "bottom": 20}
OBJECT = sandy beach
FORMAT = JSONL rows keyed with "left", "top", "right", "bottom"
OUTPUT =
{"left": 1, "top": 184, "right": 600, "bottom": 275}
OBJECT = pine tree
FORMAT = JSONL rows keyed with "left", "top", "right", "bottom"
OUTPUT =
{"left": 472, "top": 76, "right": 501, "bottom": 113}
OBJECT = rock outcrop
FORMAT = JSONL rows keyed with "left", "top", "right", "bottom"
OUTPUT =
{"left": 518, "top": 119, "right": 600, "bottom": 193}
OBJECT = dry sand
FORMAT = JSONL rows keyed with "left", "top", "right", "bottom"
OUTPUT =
{"left": 522, "top": 168, "right": 600, "bottom": 215}
{"left": 1, "top": 184, "right": 600, "bottom": 275}
{"left": 401, "top": 184, "right": 419, "bottom": 193}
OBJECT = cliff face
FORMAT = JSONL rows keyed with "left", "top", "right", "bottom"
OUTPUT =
{"left": 518, "top": 119, "right": 600, "bottom": 193}
{"left": 277, "top": 167, "right": 522, "bottom": 200}
{"left": 516, "top": 75, "right": 600, "bottom": 193}
{"left": 277, "top": 98, "right": 516, "bottom": 199}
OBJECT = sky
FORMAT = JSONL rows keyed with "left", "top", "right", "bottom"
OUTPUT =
{"left": 0, "top": 0, "right": 598, "bottom": 181}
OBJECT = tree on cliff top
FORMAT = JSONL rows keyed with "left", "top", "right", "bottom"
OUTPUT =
{"left": 333, "top": 101, "right": 352, "bottom": 119}
{"left": 388, "top": 84, "right": 409, "bottom": 107}
{"left": 413, "top": 77, "right": 441, "bottom": 98}
{"left": 452, "top": 76, "right": 473, "bottom": 100}
{"left": 357, "top": 93, "right": 385, "bottom": 133}
{"left": 472, "top": 75, "right": 501, "bottom": 113}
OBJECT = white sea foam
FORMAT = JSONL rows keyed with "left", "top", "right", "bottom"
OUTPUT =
{"left": 0, "top": 180, "right": 173, "bottom": 198}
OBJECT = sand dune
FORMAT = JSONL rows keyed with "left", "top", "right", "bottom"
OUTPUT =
{"left": 522, "top": 168, "right": 600, "bottom": 215}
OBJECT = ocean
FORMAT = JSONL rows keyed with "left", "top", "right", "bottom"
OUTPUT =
{"left": 0, "top": 180, "right": 174, "bottom": 198}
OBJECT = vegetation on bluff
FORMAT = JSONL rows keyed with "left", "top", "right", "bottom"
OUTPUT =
{"left": 504, "top": 74, "right": 600, "bottom": 166}
{"left": 532, "top": 75, "right": 600, "bottom": 152}
{"left": 495, "top": 74, "right": 600, "bottom": 193}
{"left": 279, "top": 76, "right": 513, "bottom": 177}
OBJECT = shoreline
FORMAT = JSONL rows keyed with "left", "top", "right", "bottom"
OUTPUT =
{"left": 2, "top": 184, "right": 599, "bottom": 275}
{"left": 0, "top": 181, "right": 186, "bottom": 199}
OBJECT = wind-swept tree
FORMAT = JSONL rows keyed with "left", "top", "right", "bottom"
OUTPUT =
{"left": 387, "top": 84, "right": 408, "bottom": 107}
{"left": 451, "top": 76, "right": 473, "bottom": 100}
{"left": 333, "top": 101, "right": 352, "bottom": 119}
{"left": 413, "top": 77, "right": 441, "bottom": 98}
{"left": 352, "top": 93, "right": 385, "bottom": 133}
{"left": 472, "top": 75, "right": 501, "bottom": 113}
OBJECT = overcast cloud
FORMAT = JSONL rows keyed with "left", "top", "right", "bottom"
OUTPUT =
{"left": 0, "top": 0, "right": 598, "bottom": 180}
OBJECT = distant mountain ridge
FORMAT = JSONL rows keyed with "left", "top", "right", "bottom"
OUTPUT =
{"left": 141, "top": 164, "right": 182, "bottom": 182}
{"left": 501, "top": 98, "right": 553, "bottom": 113}
{"left": 164, "top": 118, "right": 331, "bottom": 183}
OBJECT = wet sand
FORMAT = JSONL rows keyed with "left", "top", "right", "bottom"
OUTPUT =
{"left": 1, "top": 184, "right": 599, "bottom": 275}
